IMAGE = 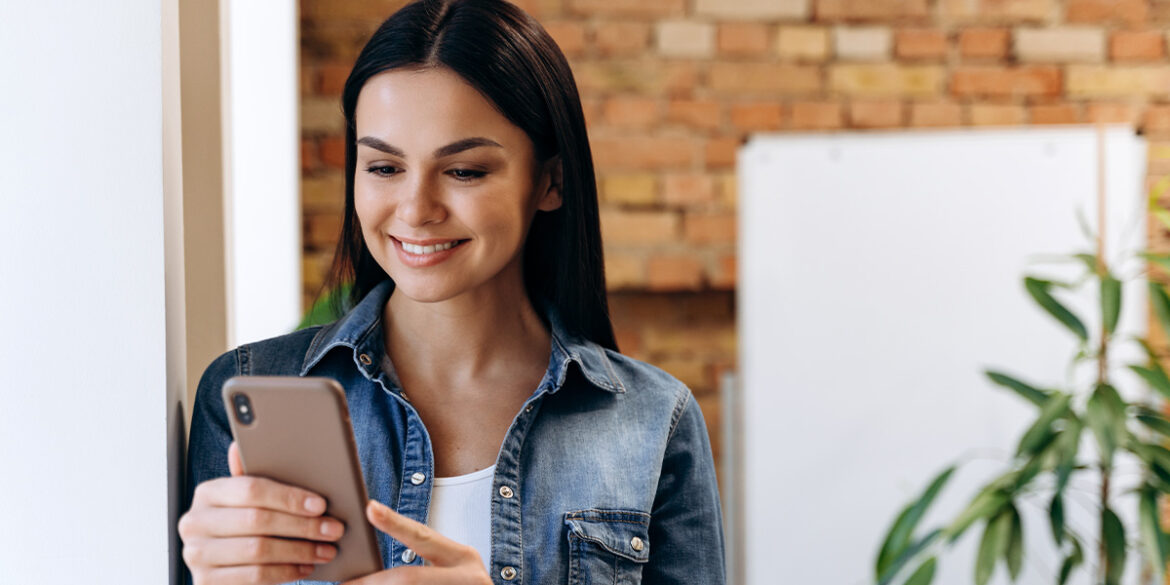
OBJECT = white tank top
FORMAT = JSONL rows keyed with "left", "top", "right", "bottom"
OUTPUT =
{"left": 425, "top": 463, "right": 496, "bottom": 573}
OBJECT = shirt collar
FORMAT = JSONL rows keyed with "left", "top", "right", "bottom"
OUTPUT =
{"left": 300, "top": 280, "right": 626, "bottom": 395}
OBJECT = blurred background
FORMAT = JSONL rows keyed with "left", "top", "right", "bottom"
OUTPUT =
{"left": 4, "top": 0, "right": 1170, "bottom": 583}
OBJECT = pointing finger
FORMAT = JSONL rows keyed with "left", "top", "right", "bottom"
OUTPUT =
{"left": 366, "top": 499, "right": 477, "bottom": 567}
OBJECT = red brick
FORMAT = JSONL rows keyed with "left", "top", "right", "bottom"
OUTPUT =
{"left": 951, "top": 66, "right": 1062, "bottom": 97}
{"left": 667, "top": 99, "right": 722, "bottom": 131}
{"left": 662, "top": 173, "right": 718, "bottom": 206}
{"left": 580, "top": 96, "right": 603, "bottom": 129}
{"left": 941, "top": 0, "right": 1053, "bottom": 22}
{"left": 1030, "top": 103, "right": 1081, "bottom": 124}
{"left": 594, "top": 22, "right": 650, "bottom": 56}
{"left": 1146, "top": 106, "right": 1170, "bottom": 137}
{"left": 599, "top": 209, "right": 679, "bottom": 245}
{"left": 969, "top": 103, "right": 1026, "bottom": 126}
{"left": 1087, "top": 103, "right": 1140, "bottom": 124}
{"left": 895, "top": 29, "right": 948, "bottom": 60}
{"left": 543, "top": 21, "right": 588, "bottom": 57}
{"left": 705, "top": 137, "right": 742, "bottom": 169}
{"left": 319, "top": 135, "right": 346, "bottom": 170}
{"left": 849, "top": 100, "right": 905, "bottom": 128}
{"left": 305, "top": 214, "right": 342, "bottom": 249}
{"left": 710, "top": 253, "right": 737, "bottom": 289}
{"left": 602, "top": 97, "right": 661, "bottom": 129}
{"left": 573, "top": 60, "right": 699, "bottom": 96}
{"left": 1067, "top": 0, "right": 1149, "bottom": 25}
{"left": 316, "top": 62, "right": 350, "bottom": 95}
{"left": 604, "top": 251, "right": 645, "bottom": 289}
{"left": 791, "top": 102, "right": 844, "bottom": 130}
{"left": 1110, "top": 31, "right": 1166, "bottom": 62}
{"left": 647, "top": 254, "right": 704, "bottom": 291}
{"left": 729, "top": 102, "right": 785, "bottom": 131}
{"left": 959, "top": 28, "right": 1010, "bottom": 59}
{"left": 591, "top": 135, "right": 699, "bottom": 170}
{"left": 708, "top": 63, "right": 822, "bottom": 96}
{"left": 717, "top": 23, "right": 771, "bottom": 56}
{"left": 301, "top": 138, "right": 319, "bottom": 174}
{"left": 684, "top": 212, "right": 736, "bottom": 244}
{"left": 815, "top": 0, "right": 930, "bottom": 20}
{"left": 909, "top": 101, "right": 962, "bottom": 127}
{"left": 568, "top": 0, "right": 685, "bottom": 17}
{"left": 508, "top": 0, "right": 565, "bottom": 18}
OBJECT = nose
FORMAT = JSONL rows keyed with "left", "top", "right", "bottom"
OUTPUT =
{"left": 395, "top": 174, "right": 447, "bottom": 227}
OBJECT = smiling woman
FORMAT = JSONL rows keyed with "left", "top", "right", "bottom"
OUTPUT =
{"left": 178, "top": 1, "right": 726, "bottom": 584}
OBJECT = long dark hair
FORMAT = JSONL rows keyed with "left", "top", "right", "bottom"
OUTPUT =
{"left": 321, "top": 0, "right": 617, "bottom": 350}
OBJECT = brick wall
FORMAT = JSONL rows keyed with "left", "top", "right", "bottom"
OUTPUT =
{"left": 302, "top": 0, "right": 1170, "bottom": 483}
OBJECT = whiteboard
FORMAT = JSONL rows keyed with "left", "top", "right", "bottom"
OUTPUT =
{"left": 736, "top": 126, "right": 1149, "bottom": 585}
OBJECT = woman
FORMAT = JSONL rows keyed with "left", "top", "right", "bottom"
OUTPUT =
{"left": 178, "top": 0, "right": 725, "bottom": 583}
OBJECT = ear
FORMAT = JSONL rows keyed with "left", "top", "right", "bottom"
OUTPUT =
{"left": 535, "top": 155, "right": 563, "bottom": 212}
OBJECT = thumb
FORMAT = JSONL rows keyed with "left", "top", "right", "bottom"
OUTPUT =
{"left": 228, "top": 441, "right": 244, "bottom": 476}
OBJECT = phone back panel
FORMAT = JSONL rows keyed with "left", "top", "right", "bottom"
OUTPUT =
{"left": 221, "top": 376, "right": 383, "bottom": 581}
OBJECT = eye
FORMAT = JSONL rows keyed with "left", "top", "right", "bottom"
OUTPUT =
{"left": 365, "top": 165, "right": 399, "bottom": 178}
{"left": 449, "top": 169, "right": 487, "bottom": 182}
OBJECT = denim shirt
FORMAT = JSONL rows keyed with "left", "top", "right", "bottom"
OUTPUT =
{"left": 182, "top": 280, "right": 726, "bottom": 585}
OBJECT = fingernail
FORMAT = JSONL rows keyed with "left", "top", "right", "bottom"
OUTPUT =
{"left": 305, "top": 496, "right": 326, "bottom": 514}
{"left": 316, "top": 544, "right": 337, "bottom": 561}
{"left": 369, "top": 499, "right": 389, "bottom": 517}
{"left": 321, "top": 519, "right": 344, "bottom": 538}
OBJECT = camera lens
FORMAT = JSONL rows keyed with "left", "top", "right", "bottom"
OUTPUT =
{"left": 232, "top": 393, "right": 254, "bottom": 425}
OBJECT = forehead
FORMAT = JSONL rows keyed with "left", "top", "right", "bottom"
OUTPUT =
{"left": 354, "top": 67, "right": 526, "bottom": 149}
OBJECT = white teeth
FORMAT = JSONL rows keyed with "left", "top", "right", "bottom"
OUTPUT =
{"left": 401, "top": 240, "right": 459, "bottom": 255}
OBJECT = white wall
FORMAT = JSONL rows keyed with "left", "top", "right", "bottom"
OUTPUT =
{"left": 222, "top": 0, "right": 302, "bottom": 346}
{"left": 737, "top": 126, "right": 1149, "bottom": 585}
{"left": 0, "top": 1, "right": 182, "bottom": 582}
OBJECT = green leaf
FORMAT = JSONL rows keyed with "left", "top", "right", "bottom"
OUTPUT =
{"left": 975, "top": 511, "right": 1011, "bottom": 585}
{"left": 1005, "top": 504, "right": 1024, "bottom": 580}
{"left": 875, "top": 466, "right": 956, "bottom": 581}
{"left": 1024, "top": 277, "right": 1088, "bottom": 341}
{"left": 877, "top": 529, "right": 942, "bottom": 585}
{"left": 1140, "top": 484, "right": 1168, "bottom": 580}
{"left": 1129, "top": 364, "right": 1170, "bottom": 401}
{"left": 1058, "top": 536, "right": 1084, "bottom": 585}
{"left": 1053, "top": 416, "right": 1082, "bottom": 495}
{"left": 1140, "top": 252, "right": 1170, "bottom": 278}
{"left": 984, "top": 370, "right": 1050, "bottom": 407}
{"left": 1016, "top": 393, "right": 1071, "bottom": 456}
{"left": 296, "top": 283, "right": 353, "bottom": 330}
{"left": 1101, "top": 274, "right": 1121, "bottom": 335}
{"left": 1102, "top": 506, "right": 1127, "bottom": 585}
{"left": 903, "top": 557, "right": 936, "bottom": 585}
{"left": 1136, "top": 406, "right": 1170, "bottom": 437}
{"left": 1085, "top": 383, "right": 1126, "bottom": 469}
{"left": 1073, "top": 252, "right": 1100, "bottom": 274}
{"left": 1150, "top": 282, "right": 1170, "bottom": 345}
{"left": 1049, "top": 494, "right": 1064, "bottom": 546}
{"left": 945, "top": 488, "right": 1010, "bottom": 543}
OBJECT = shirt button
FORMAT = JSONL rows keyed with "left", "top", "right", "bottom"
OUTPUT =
{"left": 500, "top": 566, "right": 518, "bottom": 580}
{"left": 524, "top": 404, "right": 533, "bottom": 412}
{"left": 358, "top": 353, "right": 372, "bottom": 365}
{"left": 630, "top": 536, "right": 644, "bottom": 551}
{"left": 411, "top": 472, "right": 426, "bottom": 485}
{"left": 401, "top": 548, "right": 416, "bottom": 563}
{"left": 498, "top": 485, "right": 514, "bottom": 498}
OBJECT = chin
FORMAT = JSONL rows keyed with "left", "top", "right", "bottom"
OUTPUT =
{"left": 389, "top": 278, "right": 465, "bottom": 304}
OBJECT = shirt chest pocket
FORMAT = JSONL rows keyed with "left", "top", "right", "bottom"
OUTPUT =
{"left": 564, "top": 509, "right": 651, "bottom": 585}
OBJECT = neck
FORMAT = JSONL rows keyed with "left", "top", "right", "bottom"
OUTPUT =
{"left": 383, "top": 277, "right": 551, "bottom": 389}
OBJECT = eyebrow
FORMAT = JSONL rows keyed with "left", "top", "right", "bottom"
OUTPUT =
{"left": 356, "top": 136, "right": 504, "bottom": 159}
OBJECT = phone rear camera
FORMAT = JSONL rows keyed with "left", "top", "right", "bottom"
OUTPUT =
{"left": 232, "top": 393, "right": 255, "bottom": 425}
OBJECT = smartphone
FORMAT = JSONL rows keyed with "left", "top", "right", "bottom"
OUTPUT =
{"left": 221, "top": 375, "right": 384, "bottom": 582}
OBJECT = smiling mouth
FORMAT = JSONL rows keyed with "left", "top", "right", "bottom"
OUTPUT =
{"left": 393, "top": 237, "right": 469, "bottom": 255}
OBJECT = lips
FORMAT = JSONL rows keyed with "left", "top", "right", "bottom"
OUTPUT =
{"left": 390, "top": 235, "right": 469, "bottom": 267}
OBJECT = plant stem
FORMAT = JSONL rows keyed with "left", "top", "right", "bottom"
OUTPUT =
{"left": 1095, "top": 122, "right": 1111, "bottom": 585}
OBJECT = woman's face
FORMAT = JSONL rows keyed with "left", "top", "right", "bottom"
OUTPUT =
{"left": 353, "top": 66, "right": 562, "bottom": 304}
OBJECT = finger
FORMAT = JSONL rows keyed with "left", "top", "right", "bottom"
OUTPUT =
{"left": 366, "top": 499, "right": 475, "bottom": 567}
{"left": 181, "top": 506, "right": 346, "bottom": 541}
{"left": 340, "top": 565, "right": 474, "bottom": 585}
{"left": 194, "top": 475, "right": 328, "bottom": 517}
{"left": 228, "top": 441, "right": 243, "bottom": 477}
{"left": 184, "top": 536, "right": 337, "bottom": 567}
{"left": 199, "top": 563, "right": 314, "bottom": 585}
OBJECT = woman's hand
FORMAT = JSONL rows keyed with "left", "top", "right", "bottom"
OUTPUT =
{"left": 340, "top": 499, "right": 492, "bottom": 585}
{"left": 178, "top": 442, "right": 347, "bottom": 585}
